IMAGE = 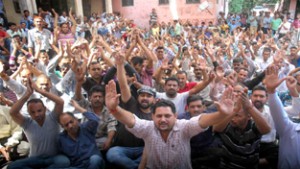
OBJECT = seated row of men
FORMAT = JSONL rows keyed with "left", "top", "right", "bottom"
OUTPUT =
{"left": 1, "top": 52, "right": 299, "bottom": 169}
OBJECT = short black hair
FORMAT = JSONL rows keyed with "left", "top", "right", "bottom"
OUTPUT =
{"left": 187, "top": 95, "right": 203, "bottom": 106}
{"left": 263, "top": 47, "right": 271, "bottom": 53}
{"left": 237, "top": 67, "right": 248, "bottom": 73}
{"left": 58, "top": 112, "right": 77, "bottom": 124}
{"left": 165, "top": 77, "right": 179, "bottom": 85}
{"left": 88, "top": 85, "right": 105, "bottom": 98}
{"left": 252, "top": 85, "right": 267, "bottom": 95}
{"left": 8, "top": 22, "right": 16, "bottom": 27}
{"left": 88, "top": 61, "right": 100, "bottom": 69}
{"left": 156, "top": 46, "right": 164, "bottom": 51}
{"left": 176, "top": 70, "right": 187, "bottom": 77}
{"left": 131, "top": 56, "right": 144, "bottom": 66}
{"left": 152, "top": 99, "right": 176, "bottom": 114}
{"left": 27, "top": 98, "right": 44, "bottom": 107}
{"left": 233, "top": 57, "right": 243, "bottom": 64}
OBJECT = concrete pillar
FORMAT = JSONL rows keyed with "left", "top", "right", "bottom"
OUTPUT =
{"left": 105, "top": 0, "right": 112, "bottom": 13}
{"left": 75, "top": 0, "right": 84, "bottom": 18}
{"left": 23, "top": 0, "right": 38, "bottom": 15}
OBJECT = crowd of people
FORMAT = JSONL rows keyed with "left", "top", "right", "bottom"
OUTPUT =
{"left": 0, "top": 5, "right": 299, "bottom": 169}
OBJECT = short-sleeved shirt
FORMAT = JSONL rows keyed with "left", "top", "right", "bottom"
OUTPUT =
{"left": 126, "top": 114, "right": 207, "bottom": 169}
{"left": 156, "top": 92, "right": 189, "bottom": 116}
{"left": 178, "top": 82, "right": 197, "bottom": 93}
{"left": 271, "top": 18, "right": 282, "bottom": 31}
{"left": 21, "top": 110, "right": 60, "bottom": 157}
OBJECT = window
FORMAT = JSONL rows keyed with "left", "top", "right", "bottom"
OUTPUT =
{"left": 186, "top": 0, "right": 200, "bottom": 4}
{"left": 159, "top": 0, "right": 169, "bottom": 5}
{"left": 122, "top": 0, "right": 134, "bottom": 6}
{"left": 13, "top": 0, "right": 21, "bottom": 13}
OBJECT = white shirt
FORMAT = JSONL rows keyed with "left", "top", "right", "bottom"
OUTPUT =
{"left": 156, "top": 92, "right": 189, "bottom": 116}
{"left": 260, "top": 106, "right": 276, "bottom": 143}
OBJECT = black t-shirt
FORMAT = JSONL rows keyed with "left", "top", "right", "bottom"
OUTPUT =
{"left": 112, "top": 96, "right": 152, "bottom": 147}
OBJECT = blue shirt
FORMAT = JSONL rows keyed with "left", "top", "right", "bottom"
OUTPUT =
{"left": 58, "top": 112, "right": 100, "bottom": 168}
{"left": 268, "top": 93, "right": 300, "bottom": 169}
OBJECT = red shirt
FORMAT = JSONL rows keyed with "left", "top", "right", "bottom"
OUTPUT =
{"left": 178, "top": 82, "right": 197, "bottom": 93}
{"left": 0, "top": 30, "right": 7, "bottom": 38}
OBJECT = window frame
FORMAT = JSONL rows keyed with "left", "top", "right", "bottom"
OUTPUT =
{"left": 159, "top": 0, "right": 169, "bottom": 5}
{"left": 122, "top": 0, "right": 134, "bottom": 7}
{"left": 186, "top": 0, "right": 200, "bottom": 4}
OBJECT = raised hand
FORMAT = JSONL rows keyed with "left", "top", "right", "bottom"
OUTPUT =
{"left": 215, "top": 66, "right": 225, "bottom": 81}
{"left": 70, "top": 99, "right": 87, "bottom": 113}
{"left": 263, "top": 65, "right": 286, "bottom": 93}
{"left": 25, "top": 77, "right": 34, "bottom": 97}
{"left": 114, "top": 52, "right": 125, "bottom": 66}
{"left": 286, "top": 76, "right": 297, "bottom": 91}
{"left": 161, "top": 58, "right": 169, "bottom": 70}
{"left": 215, "top": 86, "right": 234, "bottom": 115}
{"left": 105, "top": 80, "right": 120, "bottom": 112}
{"left": 75, "top": 66, "right": 86, "bottom": 84}
{"left": 240, "top": 89, "right": 252, "bottom": 110}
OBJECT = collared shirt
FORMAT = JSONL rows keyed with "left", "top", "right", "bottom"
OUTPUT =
{"left": 58, "top": 112, "right": 100, "bottom": 167}
{"left": 260, "top": 106, "right": 276, "bottom": 143}
{"left": 140, "top": 67, "right": 153, "bottom": 87}
{"left": 27, "top": 28, "right": 53, "bottom": 52}
{"left": 268, "top": 93, "right": 300, "bottom": 169}
{"left": 126, "top": 114, "right": 207, "bottom": 169}
{"left": 78, "top": 98, "right": 117, "bottom": 142}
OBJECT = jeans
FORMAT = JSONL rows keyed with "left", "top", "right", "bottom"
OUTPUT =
{"left": 7, "top": 154, "right": 70, "bottom": 169}
{"left": 56, "top": 154, "right": 105, "bottom": 169}
{"left": 106, "top": 146, "right": 143, "bottom": 169}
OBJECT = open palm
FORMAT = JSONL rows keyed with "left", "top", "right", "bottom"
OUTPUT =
{"left": 216, "top": 87, "right": 234, "bottom": 115}
{"left": 105, "top": 80, "right": 120, "bottom": 111}
{"left": 264, "top": 65, "right": 286, "bottom": 93}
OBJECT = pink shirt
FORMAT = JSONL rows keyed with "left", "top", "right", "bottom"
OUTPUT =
{"left": 140, "top": 67, "right": 153, "bottom": 87}
{"left": 57, "top": 31, "right": 75, "bottom": 46}
{"left": 292, "top": 19, "right": 300, "bottom": 29}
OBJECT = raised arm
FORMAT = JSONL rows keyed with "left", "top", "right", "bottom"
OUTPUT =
{"left": 241, "top": 91, "right": 271, "bottom": 134}
{"left": 9, "top": 78, "right": 34, "bottom": 125}
{"left": 74, "top": 60, "right": 86, "bottom": 101}
{"left": 264, "top": 65, "right": 291, "bottom": 135}
{"left": 33, "top": 79, "right": 64, "bottom": 117}
{"left": 115, "top": 52, "right": 132, "bottom": 103}
{"left": 105, "top": 80, "right": 135, "bottom": 128}
{"left": 69, "top": 7, "right": 77, "bottom": 34}
{"left": 189, "top": 69, "right": 214, "bottom": 95}
{"left": 199, "top": 87, "right": 235, "bottom": 128}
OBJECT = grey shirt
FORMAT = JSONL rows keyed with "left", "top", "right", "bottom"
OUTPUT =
{"left": 21, "top": 110, "right": 60, "bottom": 157}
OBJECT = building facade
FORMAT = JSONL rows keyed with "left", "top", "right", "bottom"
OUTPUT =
{"left": 113, "top": 0, "right": 226, "bottom": 28}
{"left": 2, "top": 0, "right": 228, "bottom": 28}
{"left": 2, "top": 0, "right": 112, "bottom": 24}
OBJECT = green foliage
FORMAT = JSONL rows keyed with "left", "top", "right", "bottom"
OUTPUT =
{"left": 229, "top": 0, "right": 244, "bottom": 13}
{"left": 229, "top": 0, "right": 279, "bottom": 13}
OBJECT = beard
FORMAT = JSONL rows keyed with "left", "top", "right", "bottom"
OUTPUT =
{"left": 138, "top": 101, "right": 153, "bottom": 109}
{"left": 253, "top": 101, "right": 264, "bottom": 109}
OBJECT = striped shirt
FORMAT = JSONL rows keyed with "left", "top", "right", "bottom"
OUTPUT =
{"left": 219, "top": 120, "right": 262, "bottom": 169}
{"left": 57, "top": 31, "right": 75, "bottom": 46}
